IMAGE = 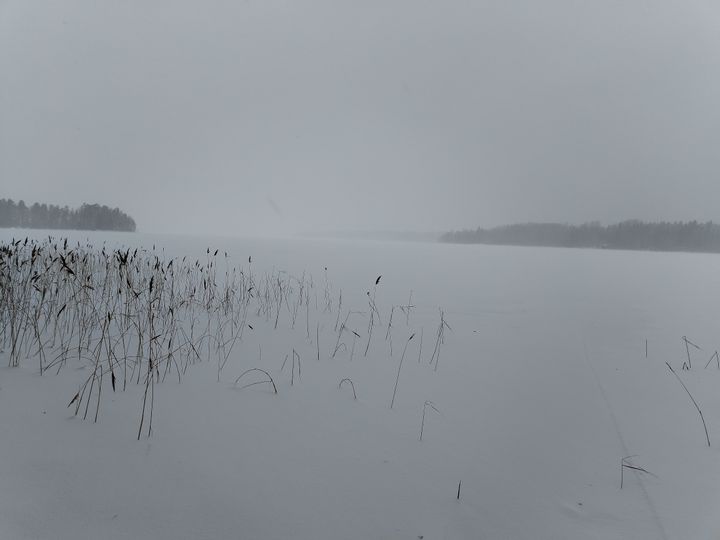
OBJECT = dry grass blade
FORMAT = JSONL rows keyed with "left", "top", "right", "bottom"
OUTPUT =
{"left": 420, "top": 400, "right": 440, "bottom": 441}
{"left": 234, "top": 368, "right": 278, "bottom": 394}
{"left": 704, "top": 351, "right": 719, "bottom": 369}
{"left": 666, "top": 362, "right": 710, "bottom": 447}
{"left": 620, "top": 455, "right": 658, "bottom": 489}
{"left": 390, "top": 333, "right": 415, "bottom": 409}
{"left": 338, "top": 378, "right": 357, "bottom": 400}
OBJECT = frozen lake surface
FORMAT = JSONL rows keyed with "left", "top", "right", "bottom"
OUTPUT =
{"left": 1, "top": 229, "right": 720, "bottom": 539}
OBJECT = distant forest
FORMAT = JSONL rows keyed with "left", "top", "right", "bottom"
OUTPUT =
{"left": 0, "top": 199, "right": 136, "bottom": 232}
{"left": 440, "top": 221, "right": 720, "bottom": 253}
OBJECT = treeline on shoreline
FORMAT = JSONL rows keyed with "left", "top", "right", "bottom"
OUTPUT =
{"left": 0, "top": 199, "right": 136, "bottom": 232}
{"left": 440, "top": 221, "right": 720, "bottom": 253}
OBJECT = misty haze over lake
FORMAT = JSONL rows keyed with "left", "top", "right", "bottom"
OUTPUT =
{"left": 3, "top": 1, "right": 720, "bottom": 237}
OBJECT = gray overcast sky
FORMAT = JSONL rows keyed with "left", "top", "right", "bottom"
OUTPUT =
{"left": 2, "top": 1, "right": 720, "bottom": 236}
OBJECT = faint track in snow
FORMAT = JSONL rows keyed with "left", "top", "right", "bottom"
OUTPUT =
{"left": 582, "top": 342, "right": 669, "bottom": 540}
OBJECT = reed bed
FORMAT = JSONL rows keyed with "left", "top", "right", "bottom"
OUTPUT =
{"left": 1, "top": 236, "right": 448, "bottom": 438}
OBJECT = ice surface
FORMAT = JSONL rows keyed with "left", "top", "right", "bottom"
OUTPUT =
{"left": 1, "top": 230, "right": 719, "bottom": 539}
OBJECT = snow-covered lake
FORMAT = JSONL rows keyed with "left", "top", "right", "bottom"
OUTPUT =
{"left": 2, "top": 229, "right": 719, "bottom": 539}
